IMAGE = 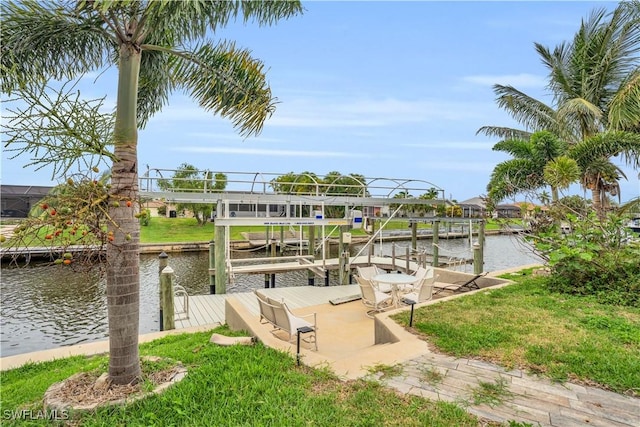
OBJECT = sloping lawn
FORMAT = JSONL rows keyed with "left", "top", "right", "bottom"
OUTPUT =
{"left": 0, "top": 326, "right": 482, "bottom": 426}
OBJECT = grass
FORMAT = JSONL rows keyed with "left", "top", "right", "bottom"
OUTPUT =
{"left": 2, "top": 216, "right": 523, "bottom": 247}
{"left": 392, "top": 275, "right": 640, "bottom": 395}
{"left": 366, "top": 363, "right": 404, "bottom": 380}
{"left": 140, "top": 217, "right": 521, "bottom": 243}
{"left": 470, "top": 377, "right": 513, "bottom": 407}
{"left": 0, "top": 326, "right": 483, "bottom": 426}
{"left": 420, "top": 366, "right": 444, "bottom": 386}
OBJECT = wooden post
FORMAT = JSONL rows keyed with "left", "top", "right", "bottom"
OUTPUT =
{"left": 158, "top": 252, "right": 168, "bottom": 330}
{"left": 339, "top": 225, "right": 350, "bottom": 286}
{"left": 214, "top": 225, "right": 226, "bottom": 294}
{"left": 478, "top": 220, "right": 485, "bottom": 272}
{"left": 265, "top": 226, "right": 270, "bottom": 256}
{"left": 160, "top": 266, "right": 175, "bottom": 331}
{"left": 158, "top": 251, "right": 168, "bottom": 274}
{"left": 473, "top": 242, "right": 482, "bottom": 275}
{"left": 270, "top": 239, "right": 277, "bottom": 287}
{"left": 279, "top": 226, "right": 284, "bottom": 255}
{"left": 405, "top": 246, "right": 410, "bottom": 273}
{"left": 432, "top": 220, "right": 440, "bottom": 267}
{"left": 369, "top": 218, "right": 376, "bottom": 262}
{"left": 411, "top": 221, "right": 417, "bottom": 251}
{"left": 308, "top": 225, "right": 315, "bottom": 285}
{"left": 208, "top": 240, "right": 215, "bottom": 294}
{"left": 391, "top": 244, "right": 396, "bottom": 271}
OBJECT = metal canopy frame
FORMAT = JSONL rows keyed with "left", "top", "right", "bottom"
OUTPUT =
{"left": 139, "top": 168, "right": 452, "bottom": 225}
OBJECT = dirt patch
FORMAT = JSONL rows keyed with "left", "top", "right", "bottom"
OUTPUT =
{"left": 44, "top": 357, "right": 187, "bottom": 413}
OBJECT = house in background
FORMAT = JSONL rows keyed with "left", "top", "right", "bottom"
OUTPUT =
{"left": 0, "top": 185, "right": 54, "bottom": 218}
{"left": 458, "top": 197, "right": 487, "bottom": 218}
{"left": 495, "top": 203, "right": 522, "bottom": 218}
{"left": 141, "top": 199, "right": 168, "bottom": 217}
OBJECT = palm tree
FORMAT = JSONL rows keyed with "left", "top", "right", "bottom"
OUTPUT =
{"left": 478, "top": 3, "right": 640, "bottom": 215}
{"left": 543, "top": 156, "right": 582, "bottom": 201}
{"left": 1, "top": 0, "right": 302, "bottom": 385}
{"left": 486, "top": 131, "right": 568, "bottom": 203}
{"left": 568, "top": 131, "right": 640, "bottom": 211}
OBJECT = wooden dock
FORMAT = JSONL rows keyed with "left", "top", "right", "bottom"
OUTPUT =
{"left": 173, "top": 285, "right": 361, "bottom": 330}
{"left": 218, "top": 255, "right": 470, "bottom": 278}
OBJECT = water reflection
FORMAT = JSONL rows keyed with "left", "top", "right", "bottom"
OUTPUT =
{"left": 1, "top": 234, "right": 539, "bottom": 357}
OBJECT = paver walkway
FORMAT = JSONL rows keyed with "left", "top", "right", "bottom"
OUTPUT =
{"left": 377, "top": 352, "right": 639, "bottom": 427}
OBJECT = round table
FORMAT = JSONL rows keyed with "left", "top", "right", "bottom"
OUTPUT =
{"left": 372, "top": 273, "right": 419, "bottom": 307}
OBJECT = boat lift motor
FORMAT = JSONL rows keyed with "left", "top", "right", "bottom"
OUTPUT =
{"left": 350, "top": 209, "right": 363, "bottom": 229}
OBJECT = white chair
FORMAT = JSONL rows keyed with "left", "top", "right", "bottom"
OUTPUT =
{"left": 356, "top": 275, "right": 393, "bottom": 318}
{"left": 268, "top": 297, "right": 318, "bottom": 351}
{"left": 402, "top": 280, "right": 435, "bottom": 304}
{"left": 398, "top": 266, "right": 430, "bottom": 293}
{"left": 356, "top": 265, "right": 377, "bottom": 280}
{"left": 254, "top": 291, "right": 317, "bottom": 350}
{"left": 358, "top": 265, "right": 392, "bottom": 293}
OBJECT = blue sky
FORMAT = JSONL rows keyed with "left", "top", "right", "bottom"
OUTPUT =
{"left": 2, "top": 1, "right": 638, "bottom": 203}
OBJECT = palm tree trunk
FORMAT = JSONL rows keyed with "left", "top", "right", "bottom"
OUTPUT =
{"left": 591, "top": 186, "right": 604, "bottom": 220}
{"left": 107, "top": 45, "right": 141, "bottom": 385}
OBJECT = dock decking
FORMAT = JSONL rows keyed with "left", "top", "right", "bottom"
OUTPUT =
{"left": 173, "top": 285, "right": 361, "bottom": 329}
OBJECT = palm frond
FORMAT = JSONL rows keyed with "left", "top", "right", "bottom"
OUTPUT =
{"left": 487, "top": 158, "right": 543, "bottom": 202}
{"left": 491, "top": 139, "right": 535, "bottom": 159}
{"left": 556, "top": 97, "right": 604, "bottom": 137}
{"left": 570, "top": 131, "right": 640, "bottom": 170}
{"left": 2, "top": 80, "right": 116, "bottom": 178}
{"left": 0, "top": 1, "right": 113, "bottom": 94}
{"left": 136, "top": 49, "right": 173, "bottom": 128}
{"left": 608, "top": 67, "right": 640, "bottom": 131}
{"left": 492, "top": 84, "right": 559, "bottom": 132}
{"left": 166, "top": 41, "right": 275, "bottom": 137}
{"left": 475, "top": 126, "right": 532, "bottom": 140}
{"left": 142, "top": 0, "right": 303, "bottom": 45}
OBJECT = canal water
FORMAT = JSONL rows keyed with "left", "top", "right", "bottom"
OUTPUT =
{"left": 0, "top": 234, "right": 539, "bottom": 357}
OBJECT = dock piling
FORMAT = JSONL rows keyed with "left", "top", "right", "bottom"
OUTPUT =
{"left": 160, "top": 266, "right": 176, "bottom": 331}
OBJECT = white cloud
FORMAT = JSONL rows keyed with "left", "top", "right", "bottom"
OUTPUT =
{"left": 401, "top": 141, "right": 495, "bottom": 150}
{"left": 172, "top": 146, "right": 371, "bottom": 158}
{"left": 418, "top": 160, "right": 496, "bottom": 173}
{"left": 268, "top": 97, "right": 489, "bottom": 128}
{"left": 187, "top": 132, "right": 283, "bottom": 143}
{"left": 148, "top": 94, "right": 491, "bottom": 130}
{"left": 461, "top": 73, "right": 546, "bottom": 89}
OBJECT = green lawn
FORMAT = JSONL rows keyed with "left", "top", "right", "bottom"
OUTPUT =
{"left": 393, "top": 270, "right": 640, "bottom": 395}
{"left": 2, "top": 216, "right": 519, "bottom": 246}
{"left": 0, "top": 326, "right": 482, "bottom": 426}
{"left": 139, "top": 216, "right": 514, "bottom": 243}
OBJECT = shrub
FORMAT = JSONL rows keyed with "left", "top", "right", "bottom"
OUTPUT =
{"left": 533, "top": 212, "right": 640, "bottom": 307}
{"left": 139, "top": 208, "right": 151, "bottom": 226}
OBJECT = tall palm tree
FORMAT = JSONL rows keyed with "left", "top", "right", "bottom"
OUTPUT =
{"left": 478, "top": 3, "right": 640, "bottom": 215}
{"left": 1, "top": 0, "right": 302, "bottom": 384}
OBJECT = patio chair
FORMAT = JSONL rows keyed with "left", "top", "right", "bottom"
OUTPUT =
{"left": 254, "top": 291, "right": 318, "bottom": 350}
{"left": 400, "top": 266, "right": 431, "bottom": 292}
{"left": 356, "top": 275, "right": 393, "bottom": 318}
{"left": 357, "top": 265, "right": 387, "bottom": 278}
{"left": 357, "top": 265, "right": 392, "bottom": 293}
{"left": 433, "top": 272, "right": 487, "bottom": 294}
{"left": 401, "top": 279, "right": 435, "bottom": 304}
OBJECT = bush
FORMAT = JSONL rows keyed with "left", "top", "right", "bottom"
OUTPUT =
{"left": 138, "top": 208, "right": 151, "bottom": 226}
{"left": 533, "top": 212, "right": 640, "bottom": 307}
{"left": 547, "top": 248, "right": 640, "bottom": 306}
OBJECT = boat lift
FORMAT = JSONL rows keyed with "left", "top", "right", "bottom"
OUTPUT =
{"left": 139, "top": 169, "right": 457, "bottom": 293}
